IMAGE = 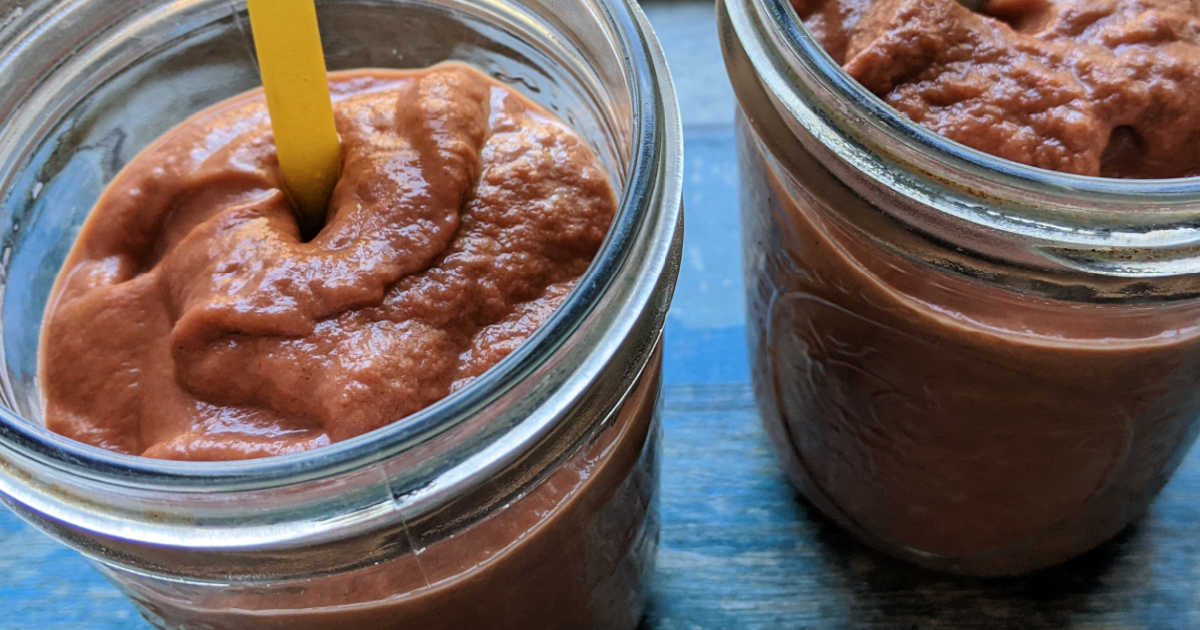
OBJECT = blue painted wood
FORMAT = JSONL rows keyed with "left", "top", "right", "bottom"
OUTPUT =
{"left": 663, "top": 124, "right": 748, "bottom": 388}
{"left": 645, "top": 385, "right": 1200, "bottom": 629}
{"left": 6, "top": 2, "right": 1200, "bottom": 628}
{"left": 10, "top": 381, "right": 1200, "bottom": 629}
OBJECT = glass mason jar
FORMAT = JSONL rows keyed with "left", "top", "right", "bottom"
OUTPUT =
{"left": 719, "top": 0, "right": 1200, "bottom": 576}
{"left": 0, "top": 0, "right": 682, "bottom": 627}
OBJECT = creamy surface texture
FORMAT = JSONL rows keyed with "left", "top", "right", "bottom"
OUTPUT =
{"left": 794, "top": 0, "right": 1200, "bottom": 177}
{"left": 40, "top": 64, "right": 615, "bottom": 460}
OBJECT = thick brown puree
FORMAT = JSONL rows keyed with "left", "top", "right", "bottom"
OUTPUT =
{"left": 38, "top": 62, "right": 654, "bottom": 628}
{"left": 741, "top": 0, "right": 1200, "bottom": 574}
{"left": 741, "top": 129, "right": 1200, "bottom": 572}
{"left": 40, "top": 64, "right": 614, "bottom": 460}
{"left": 795, "top": 0, "right": 1200, "bottom": 177}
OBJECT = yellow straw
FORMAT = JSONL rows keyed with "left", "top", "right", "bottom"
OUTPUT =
{"left": 246, "top": 0, "right": 341, "bottom": 236}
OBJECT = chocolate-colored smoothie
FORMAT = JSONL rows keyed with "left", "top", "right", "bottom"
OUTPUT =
{"left": 742, "top": 129, "right": 1200, "bottom": 572}
{"left": 41, "top": 64, "right": 614, "bottom": 460}
{"left": 795, "top": 0, "right": 1200, "bottom": 177}
{"left": 39, "top": 63, "right": 657, "bottom": 627}
{"left": 739, "top": 0, "right": 1200, "bottom": 574}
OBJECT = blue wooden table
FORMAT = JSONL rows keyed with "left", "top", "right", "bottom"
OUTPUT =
{"left": 7, "top": 2, "right": 1200, "bottom": 627}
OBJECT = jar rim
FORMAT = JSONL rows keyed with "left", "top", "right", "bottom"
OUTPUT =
{"left": 736, "top": 0, "right": 1200, "bottom": 227}
{"left": 0, "top": 0, "right": 683, "bottom": 492}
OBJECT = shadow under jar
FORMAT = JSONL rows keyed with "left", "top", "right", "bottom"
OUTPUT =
{"left": 0, "top": 0, "right": 682, "bottom": 628}
{"left": 719, "top": 0, "right": 1200, "bottom": 576}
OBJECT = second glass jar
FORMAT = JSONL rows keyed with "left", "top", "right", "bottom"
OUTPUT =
{"left": 721, "top": 0, "right": 1200, "bottom": 575}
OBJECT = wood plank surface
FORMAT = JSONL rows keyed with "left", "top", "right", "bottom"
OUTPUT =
{"left": 8, "top": 378, "right": 1200, "bottom": 628}
{"left": 645, "top": 384, "right": 1200, "bottom": 630}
